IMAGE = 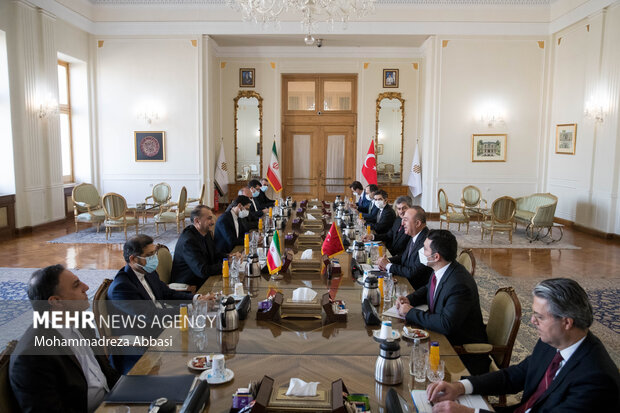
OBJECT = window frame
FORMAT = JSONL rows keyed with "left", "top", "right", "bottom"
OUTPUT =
{"left": 58, "top": 59, "right": 74, "bottom": 184}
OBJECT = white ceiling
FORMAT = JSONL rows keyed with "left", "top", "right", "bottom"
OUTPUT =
{"left": 210, "top": 34, "right": 430, "bottom": 48}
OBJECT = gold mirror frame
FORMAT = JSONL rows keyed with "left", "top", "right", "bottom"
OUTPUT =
{"left": 375, "top": 92, "right": 405, "bottom": 183}
{"left": 234, "top": 90, "right": 264, "bottom": 183}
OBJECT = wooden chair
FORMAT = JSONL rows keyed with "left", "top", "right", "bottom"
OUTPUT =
{"left": 456, "top": 248, "right": 476, "bottom": 276}
{"left": 102, "top": 193, "right": 139, "bottom": 240}
{"left": 461, "top": 185, "right": 488, "bottom": 221}
{"left": 438, "top": 188, "right": 470, "bottom": 233}
{"left": 155, "top": 244, "right": 173, "bottom": 284}
{"left": 154, "top": 186, "right": 187, "bottom": 234}
{"left": 454, "top": 287, "right": 522, "bottom": 407}
{"left": 72, "top": 183, "right": 105, "bottom": 232}
{"left": 481, "top": 196, "right": 517, "bottom": 243}
{"left": 0, "top": 340, "right": 19, "bottom": 412}
{"left": 145, "top": 182, "right": 172, "bottom": 213}
{"left": 185, "top": 184, "right": 206, "bottom": 218}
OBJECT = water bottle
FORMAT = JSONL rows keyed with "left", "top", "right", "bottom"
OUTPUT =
{"left": 383, "top": 272, "right": 394, "bottom": 302}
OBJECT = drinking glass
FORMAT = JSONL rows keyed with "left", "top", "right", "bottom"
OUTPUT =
{"left": 426, "top": 359, "right": 445, "bottom": 383}
{"left": 190, "top": 329, "right": 208, "bottom": 352}
{"left": 412, "top": 358, "right": 427, "bottom": 383}
{"left": 230, "top": 257, "right": 240, "bottom": 279}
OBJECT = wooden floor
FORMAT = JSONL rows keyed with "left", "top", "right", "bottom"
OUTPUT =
{"left": 0, "top": 218, "right": 618, "bottom": 278}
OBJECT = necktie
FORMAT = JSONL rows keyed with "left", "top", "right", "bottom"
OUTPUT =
{"left": 515, "top": 352, "right": 564, "bottom": 413}
{"left": 428, "top": 273, "right": 437, "bottom": 313}
{"left": 404, "top": 239, "right": 415, "bottom": 261}
{"left": 378, "top": 209, "right": 383, "bottom": 221}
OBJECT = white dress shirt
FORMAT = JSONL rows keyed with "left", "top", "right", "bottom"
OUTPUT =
{"left": 386, "top": 231, "right": 420, "bottom": 273}
{"left": 136, "top": 271, "right": 162, "bottom": 309}
{"left": 56, "top": 327, "right": 109, "bottom": 412}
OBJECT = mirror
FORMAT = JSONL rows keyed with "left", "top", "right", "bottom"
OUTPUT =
{"left": 375, "top": 92, "right": 404, "bottom": 184}
{"left": 234, "top": 91, "right": 263, "bottom": 182}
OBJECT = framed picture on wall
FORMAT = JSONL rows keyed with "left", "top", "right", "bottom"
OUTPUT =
{"left": 135, "top": 131, "right": 165, "bottom": 162}
{"left": 472, "top": 134, "right": 507, "bottom": 162}
{"left": 375, "top": 143, "right": 384, "bottom": 155}
{"left": 240, "top": 68, "right": 255, "bottom": 87}
{"left": 383, "top": 69, "right": 399, "bottom": 88}
{"left": 555, "top": 123, "right": 577, "bottom": 154}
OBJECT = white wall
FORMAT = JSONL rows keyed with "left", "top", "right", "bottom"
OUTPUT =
{"left": 96, "top": 38, "right": 202, "bottom": 205}
{"left": 431, "top": 37, "right": 547, "bottom": 209}
{"left": 546, "top": 4, "right": 620, "bottom": 233}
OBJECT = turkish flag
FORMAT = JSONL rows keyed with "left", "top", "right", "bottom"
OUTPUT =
{"left": 321, "top": 222, "right": 345, "bottom": 258}
{"left": 361, "top": 140, "right": 377, "bottom": 185}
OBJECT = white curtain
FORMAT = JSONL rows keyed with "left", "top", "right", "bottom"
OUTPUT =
{"left": 293, "top": 134, "right": 311, "bottom": 193}
{"left": 326, "top": 134, "right": 345, "bottom": 193}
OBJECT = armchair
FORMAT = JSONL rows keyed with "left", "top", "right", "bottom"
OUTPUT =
{"left": 438, "top": 188, "right": 470, "bottom": 233}
{"left": 92, "top": 279, "right": 113, "bottom": 352}
{"left": 154, "top": 186, "right": 187, "bottom": 234}
{"left": 456, "top": 248, "right": 476, "bottom": 276}
{"left": 72, "top": 183, "right": 105, "bottom": 232}
{"left": 102, "top": 193, "right": 139, "bottom": 240}
{"left": 185, "top": 184, "right": 206, "bottom": 218}
{"left": 155, "top": 244, "right": 173, "bottom": 284}
{"left": 461, "top": 185, "right": 487, "bottom": 221}
{"left": 145, "top": 182, "right": 172, "bottom": 212}
{"left": 514, "top": 193, "right": 559, "bottom": 242}
{"left": 481, "top": 196, "right": 516, "bottom": 243}
{"left": 454, "top": 287, "right": 521, "bottom": 406}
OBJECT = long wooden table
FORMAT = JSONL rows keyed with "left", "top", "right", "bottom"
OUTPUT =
{"left": 97, "top": 213, "right": 471, "bottom": 412}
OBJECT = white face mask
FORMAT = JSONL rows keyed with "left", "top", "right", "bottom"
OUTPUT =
{"left": 366, "top": 193, "right": 372, "bottom": 201}
{"left": 354, "top": 192, "right": 361, "bottom": 202}
{"left": 238, "top": 208, "right": 249, "bottom": 219}
{"left": 375, "top": 200, "right": 385, "bottom": 209}
{"left": 418, "top": 247, "right": 435, "bottom": 267}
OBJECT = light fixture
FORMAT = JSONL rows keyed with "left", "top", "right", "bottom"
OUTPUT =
{"left": 38, "top": 98, "right": 59, "bottom": 119}
{"left": 137, "top": 105, "right": 160, "bottom": 124}
{"left": 476, "top": 104, "right": 505, "bottom": 128}
{"left": 228, "top": 0, "right": 375, "bottom": 43}
{"left": 584, "top": 99, "right": 604, "bottom": 123}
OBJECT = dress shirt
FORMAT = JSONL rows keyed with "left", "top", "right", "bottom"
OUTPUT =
{"left": 459, "top": 335, "right": 587, "bottom": 413}
{"left": 430, "top": 262, "right": 450, "bottom": 302}
{"left": 56, "top": 327, "right": 109, "bottom": 412}
{"left": 136, "top": 271, "right": 163, "bottom": 309}
{"left": 251, "top": 198, "right": 259, "bottom": 212}
{"left": 377, "top": 207, "right": 384, "bottom": 221}
{"left": 231, "top": 209, "right": 239, "bottom": 237}
{"left": 386, "top": 231, "right": 420, "bottom": 272}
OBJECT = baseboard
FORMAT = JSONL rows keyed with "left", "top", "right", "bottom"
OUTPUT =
{"left": 553, "top": 217, "right": 619, "bottom": 241}
{"left": 15, "top": 217, "right": 72, "bottom": 236}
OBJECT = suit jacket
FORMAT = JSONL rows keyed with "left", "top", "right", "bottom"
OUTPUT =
{"left": 257, "top": 190, "right": 275, "bottom": 208}
{"left": 246, "top": 196, "right": 264, "bottom": 229}
{"left": 405, "top": 261, "right": 489, "bottom": 374}
{"left": 468, "top": 332, "right": 620, "bottom": 413}
{"left": 10, "top": 325, "right": 119, "bottom": 413}
{"left": 374, "top": 217, "right": 410, "bottom": 256}
{"left": 214, "top": 209, "right": 247, "bottom": 255}
{"left": 388, "top": 226, "right": 432, "bottom": 289}
{"left": 171, "top": 225, "right": 224, "bottom": 287}
{"left": 362, "top": 201, "right": 379, "bottom": 223}
{"left": 356, "top": 194, "right": 371, "bottom": 213}
{"left": 369, "top": 204, "right": 396, "bottom": 234}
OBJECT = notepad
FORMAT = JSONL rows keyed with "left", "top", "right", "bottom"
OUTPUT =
{"left": 410, "top": 390, "right": 491, "bottom": 412}
{"left": 383, "top": 304, "right": 429, "bottom": 320}
{"left": 105, "top": 375, "right": 196, "bottom": 403}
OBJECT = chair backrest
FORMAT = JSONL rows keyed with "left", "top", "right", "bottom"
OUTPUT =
{"left": 198, "top": 184, "right": 206, "bottom": 204}
{"left": 156, "top": 244, "right": 173, "bottom": 284}
{"left": 93, "top": 279, "right": 114, "bottom": 340}
{"left": 437, "top": 189, "right": 448, "bottom": 214}
{"left": 0, "top": 340, "right": 19, "bottom": 412}
{"left": 102, "top": 193, "right": 128, "bottom": 220}
{"left": 177, "top": 186, "right": 188, "bottom": 216}
{"left": 152, "top": 182, "right": 172, "bottom": 205}
{"left": 250, "top": 164, "right": 258, "bottom": 173}
{"left": 491, "top": 196, "right": 516, "bottom": 223}
{"left": 377, "top": 163, "right": 386, "bottom": 172}
{"left": 72, "top": 183, "right": 101, "bottom": 212}
{"left": 461, "top": 185, "right": 481, "bottom": 207}
{"left": 456, "top": 248, "right": 476, "bottom": 276}
{"left": 384, "top": 164, "right": 395, "bottom": 173}
{"left": 486, "top": 287, "right": 522, "bottom": 369}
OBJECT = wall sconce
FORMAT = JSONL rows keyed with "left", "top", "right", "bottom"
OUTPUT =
{"left": 38, "top": 98, "right": 59, "bottom": 119}
{"left": 480, "top": 109, "right": 504, "bottom": 128}
{"left": 137, "top": 107, "right": 159, "bottom": 124}
{"left": 584, "top": 100, "right": 604, "bottom": 123}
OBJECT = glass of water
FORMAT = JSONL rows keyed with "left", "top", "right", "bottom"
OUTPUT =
{"left": 426, "top": 359, "right": 445, "bottom": 383}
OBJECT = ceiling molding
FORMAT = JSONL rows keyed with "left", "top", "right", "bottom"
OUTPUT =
{"left": 213, "top": 45, "right": 425, "bottom": 59}
{"left": 86, "top": 0, "right": 552, "bottom": 5}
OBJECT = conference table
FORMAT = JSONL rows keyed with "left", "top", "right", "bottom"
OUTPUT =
{"left": 96, "top": 210, "right": 473, "bottom": 412}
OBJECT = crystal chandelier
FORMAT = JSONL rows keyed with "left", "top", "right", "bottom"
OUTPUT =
{"left": 228, "top": 0, "right": 375, "bottom": 43}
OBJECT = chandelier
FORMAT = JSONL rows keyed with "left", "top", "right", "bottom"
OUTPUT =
{"left": 228, "top": 0, "right": 375, "bottom": 44}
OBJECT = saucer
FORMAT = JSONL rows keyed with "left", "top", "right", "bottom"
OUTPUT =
{"left": 200, "top": 368, "right": 235, "bottom": 384}
{"left": 373, "top": 329, "right": 401, "bottom": 342}
{"left": 231, "top": 294, "right": 246, "bottom": 301}
{"left": 402, "top": 327, "right": 430, "bottom": 340}
{"left": 187, "top": 355, "right": 211, "bottom": 371}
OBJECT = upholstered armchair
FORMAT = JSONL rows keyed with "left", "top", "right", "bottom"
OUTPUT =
{"left": 145, "top": 182, "right": 172, "bottom": 213}
{"left": 438, "top": 188, "right": 470, "bottom": 233}
{"left": 102, "top": 193, "right": 139, "bottom": 240}
{"left": 461, "top": 185, "right": 488, "bottom": 220}
{"left": 454, "top": 287, "right": 521, "bottom": 406}
{"left": 72, "top": 183, "right": 105, "bottom": 232}
{"left": 92, "top": 279, "right": 113, "bottom": 351}
{"left": 514, "top": 193, "right": 558, "bottom": 240}
{"left": 456, "top": 248, "right": 476, "bottom": 276}
{"left": 481, "top": 196, "right": 516, "bottom": 243}
{"left": 154, "top": 186, "right": 187, "bottom": 234}
{"left": 155, "top": 244, "right": 173, "bottom": 284}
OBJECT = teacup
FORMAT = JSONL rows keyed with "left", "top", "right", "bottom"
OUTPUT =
{"left": 380, "top": 320, "right": 392, "bottom": 339}
{"left": 234, "top": 282, "right": 244, "bottom": 296}
{"left": 212, "top": 354, "right": 225, "bottom": 378}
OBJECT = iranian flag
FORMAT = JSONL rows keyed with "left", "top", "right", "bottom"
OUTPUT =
{"left": 267, "top": 141, "right": 283, "bottom": 193}
{"left": 266, "top": 230, "right": 282, "bottom": 275}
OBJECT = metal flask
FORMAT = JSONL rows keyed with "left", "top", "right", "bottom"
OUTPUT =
{"left": 217, "top": 296, "right": 239, "bottom": 331}
{"left": 375, "top": 339, "right": 403, "bottom": 385}
{"left": 343, "top": 223, "right": 356, "bottom": 241}
{"left": 352, "top": 241, "right": 367, "bottom": 263}
{"left": 264, "top": 229, "right": 274, "bottom": 248}
{"left": 246, "top": 253, "right": 261, "bottom": 278}
{"left": 362, "top": 275, "right": 381, "bottom": 306}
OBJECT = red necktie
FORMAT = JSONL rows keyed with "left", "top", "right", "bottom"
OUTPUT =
{"left": 515, "top": 352, "right": 563, "bottom": 413}
{"left": 428, "top": 273, "right": 437, "bottom": 313}
{"left": 398, "top": 225, "right": 404, "bottom": 232}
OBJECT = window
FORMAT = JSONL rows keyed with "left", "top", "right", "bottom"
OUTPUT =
{"left": 57, "top": 60, "right": 74, "bottom": 183}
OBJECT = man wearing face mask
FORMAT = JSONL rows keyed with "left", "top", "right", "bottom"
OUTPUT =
{"left": 214, "top": 195, "right": 251, "bottom": 255}
{"left": 364, "top": 195, "right": 413, "bottom": 256}
{"left": 361, "top": 184, "right": 379, "bottom": 221}
{"left": 367, "top": 190, "right": 396, "bottom": 234}
{"left": 348, "top": 181, "right": 368, "bottom": 211}
{"left": 248, "top": 179, "right": 270, "bottom": 217}
{"left": 395, "top": 229, "right": 489, "bottom": 375}
{"left": 259, "top": 178, "right": 275, "bottom": 208}
{"left": 376, "top": 206, "right": 432, "bottom": 289}
{"left": 107, "top": 234, "right": 213, "bottom": 373}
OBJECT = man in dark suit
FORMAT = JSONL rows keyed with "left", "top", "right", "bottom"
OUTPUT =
{"left": 427, "top": 278, "right": 620, "bottom": 413}
{"left": 349, "top": 181, "right": 368, "bottom": 211}
{"left": 171, "top": 205, "right": 228, "bottom": 287}
{"left": 259, "top": 178, "right": 275, "bottom": 208}
{"left": 107, "top": 234, "right": 213, "bottom": 373}
{"left": 365, "top": 195, "right": 412, "bottom": 256}
{"left": 214, "top": 195, "right": 251, "bottom": 255}
{"left": 396, "top": 229, "right": 488, "bottom": 375}
{"left": 361, "top": 184, "right": 379, "bottom": 221}
{"left": 248, "top": 179, "right": 269, "bottom": 218}
{"left": 10, "top": 265, "right": 120, "bottom": 412}
{"left": 377, "top": 206, "right": 432, "bottom": 289}
{"left": 368, "top": 189, "right": 396, "bottom": 234}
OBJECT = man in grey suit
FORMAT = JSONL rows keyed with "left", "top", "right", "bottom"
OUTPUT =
{"left": 377, "top": 206, "right": 432, "bottom": 289}
{"left": 396, "top": 229, "right": 489, "bottom": 375}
